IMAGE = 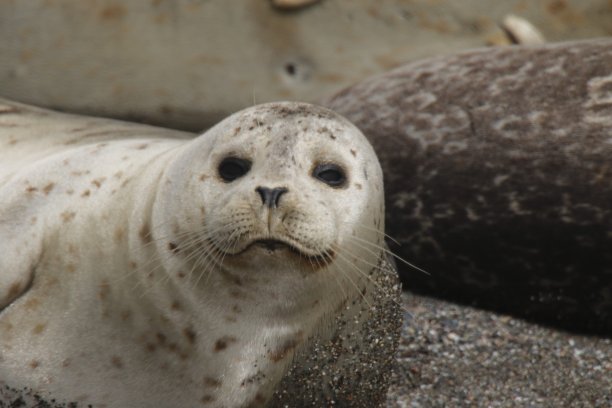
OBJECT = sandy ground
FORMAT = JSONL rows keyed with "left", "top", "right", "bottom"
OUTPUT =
{"left": 387, "top": 292, "right": 612, "bottom": 408}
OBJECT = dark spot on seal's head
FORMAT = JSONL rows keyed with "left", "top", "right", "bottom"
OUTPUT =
{"left": 203, "top": 377, "right": 222, "bottom": 387}
{"left": 43, "top": 183, "right": 55, "bottom": 195}
{"left": 168, "top": 242, "right": 180, "bottom": 253}
{"left": 139, "top": 223, "right": 152, "bottom": 244}
{"left": 110, "top": 356, "right": 123, "bottom": 369}
{"left": 183, "top": 327, "right": 197, "bottom": 344}
{"left": 214, "top": 336, "right": 237, "bottom": 352}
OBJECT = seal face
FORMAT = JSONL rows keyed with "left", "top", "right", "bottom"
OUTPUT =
{"left": 0, "top": 99, "right": 399, "bottom": 407}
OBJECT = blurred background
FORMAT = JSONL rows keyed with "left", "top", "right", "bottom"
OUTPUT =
{"left": 1, "top": 0, "right": 611, "bottom": 131}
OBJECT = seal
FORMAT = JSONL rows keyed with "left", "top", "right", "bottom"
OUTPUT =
{"left": 325, "top": 38, "right": 612, "bottom": 334}
{"left": 0, "top": 98, "right": 401, "bottom": 407}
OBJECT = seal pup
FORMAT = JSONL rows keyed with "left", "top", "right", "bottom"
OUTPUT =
{"left": 0, "top": 99, "right": 401, "bottom": 407}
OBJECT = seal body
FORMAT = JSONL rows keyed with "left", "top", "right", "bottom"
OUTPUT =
{"left": 0, "top": 99, "right": 400, "bottom": 407}
{"left": 325, "top": 39, "right": 612, "bottom": 334}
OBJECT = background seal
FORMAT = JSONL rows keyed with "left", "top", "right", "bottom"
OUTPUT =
{"left": 325, "top": 38, "right": 612, "bottom": 334}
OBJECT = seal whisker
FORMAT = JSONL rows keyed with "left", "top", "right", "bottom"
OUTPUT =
{"left": 336, "top": 246, "right": 409, "bottom": 314}
{"left": 347, "top": 234, "right": 429, "bottom": 275}
{"left": 352, "top": 221, "right": 402, "bottom": 246}
{"left": 327, "top": 249, "right": 373, "bottom": 309}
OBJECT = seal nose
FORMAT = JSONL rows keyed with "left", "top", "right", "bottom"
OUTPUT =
{"left": 256, "top": 186, "right": 288, "bottom": 208}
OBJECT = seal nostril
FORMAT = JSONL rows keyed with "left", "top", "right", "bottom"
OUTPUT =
{"left": 256, "top": 186, "right": 288, "bottom": 208}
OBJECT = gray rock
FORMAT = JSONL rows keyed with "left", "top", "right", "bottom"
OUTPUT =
{"left": 325, "top": 39, "right": 612, "bottom": 334}
{"left": 387, "top": 292, "right": 612, "bottom": 407}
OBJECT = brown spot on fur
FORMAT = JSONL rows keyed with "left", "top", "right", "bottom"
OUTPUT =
{"left": 25, "top": 298, "right": 40, "bottom": 310}
{"left": 43, "top": 183, "right": 55, "bottom": 195}
{"left": 128, "top": 261, "right": 138, "bottom": 269}
{"left": 269, "top": 332, "right": 303, "bottom": 362}
{"left": 183, "top": 327, "right": 197, "bottom": 344}
{"left": 146, "top": 343, "right": 157, "bottom": 353}
{"left": 199, "top": 174, "right": 208, "bottom": 182}
{"left": 201, "top": 395, "right": 215, "bottom": 404}
{"left": 100, "top": 4, "right": 126, "bottom": 20}
{"left": 139, "top": 223, "right": 152, "bottom": 244}
{"left": 114, "top": 227, "right": 125, "bottom": 243}
{"left": 156, "top": 333, "right": 167, "bottom": 345}
{"left": 91, "top": 177, "right": 106, "bottom": 188}
{"left": 229, "top": 289, "right": 245, "bottom": 299}
{"left": 62, "top": 359, "right": 71, "bottom": 368}
{"left": 203, "top": 377, "right": 221, "bottom": 387}
{"left": 135, "top": 143, "right": 149, "bottom": 150}
{"left": 81, "top": 189, "right": 90, "bottom": 197}
{"left": 0, "top": 106, "right": 20, "bottom": 114}
{"left": 29, "top": 360, "right": 40, "bottom": 369}
{"left": 171, "top": 301, "right": 182, "bottom": 311}
{"left": 32, "top": 323, "right": 46, "bottom": 335}
{"left": 98, "top": 281, "right": 110, "bottom": 300}
{"left": 61, "top": 211, "right": 76, "bottom": 223}
{"left": 214, "top": 336, "right": 237, "bottom": 352}
{"left": 7, "top": 282, "right": 21, "bottom": 299}
{"left": 168, "top": 242, "right": 179, "bottom": 253}
{"left": 66, "top": 263, "right": 76, "bottom": 273}
{"left": 111, "top": 356, "right": 123, "bottom": 369}
{"left": 355, "top": 183, "right": 362, "bottom": 190}
{"left": 25, "top": 186, "right": 37, "bottom": 193}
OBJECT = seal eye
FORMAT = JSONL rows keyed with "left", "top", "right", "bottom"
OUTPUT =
{"left": 313, "top": 163, "right": 346, "bottom": 187}
{"left": 218, "top": 157, "right": 251, "bottom": 182}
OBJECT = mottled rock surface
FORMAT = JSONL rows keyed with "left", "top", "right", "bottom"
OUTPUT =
{"left": 326, "top": 39, "right": 612, "bottom": 334}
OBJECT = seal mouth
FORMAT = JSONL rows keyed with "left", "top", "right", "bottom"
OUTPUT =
{"left": 229, "top": 238, "right": 335, "bottom": 266}
{"left": 241, "top": 239, "right": 313, "bottom": 257}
